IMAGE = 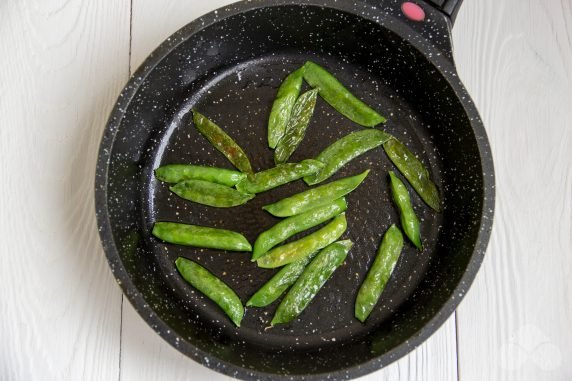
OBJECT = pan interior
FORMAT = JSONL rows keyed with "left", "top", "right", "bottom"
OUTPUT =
{"left": 104, "top": 4, "right": 485, "bottom": 376}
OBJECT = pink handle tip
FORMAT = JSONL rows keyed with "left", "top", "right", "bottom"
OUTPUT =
{"left": 401, "top": 2, "right": 426, "bottom": 22}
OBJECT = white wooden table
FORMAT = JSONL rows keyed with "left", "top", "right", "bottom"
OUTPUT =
{"left": 1, "top": 0, "right": 571, "bottom": 379}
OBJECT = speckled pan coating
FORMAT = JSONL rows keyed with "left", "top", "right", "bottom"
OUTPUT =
{"left": 94, "top": 0, "right": 495, "bottom": 380}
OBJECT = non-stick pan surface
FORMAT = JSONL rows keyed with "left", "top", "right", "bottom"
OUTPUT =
{"left": 95, "top": 1, "right": 494, "bottom": 379}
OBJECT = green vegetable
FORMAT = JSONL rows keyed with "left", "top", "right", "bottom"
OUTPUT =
{"left": 235, "top": 159, "right": 324, "bottom": 194}
{"left": 175, "top": 258, "right": 244, "bottom": 327}
{"left": 252, "top": 198, "right": 347, "bottom": 261}
{"left": 383, "top": 137, "right": 441, "bottom": 212}
{"left": 155, "top": 164, "right": 246, "bottom": 186}
{"left": 304, "top": 129, "right": 392, "bottom": 185}
{"left": 302, "top": 61, "right": 386, "bottom": 127}
{"left": 170, "top": 179, "right": 254, "bottom": 208}
{"left": 152, "top": 222, "right": 251, "bottom": 251}
{"left": 355, "top": 225, "right": 404, "bottom": 323}
{"left": 193, "top": 111, "right": 254, "bottom": 177}
{"left": 274, "top": 88, "right": 319, "bottom": 164}
{"left": 256, "top": 213, "right": 347, "bottom": 268}
{"left": 271, "top": 240, "right": 352, "bottom": 325}
{"left": 246, "top": 254, "right": 314, "bottom": 307}
{"left": 263, "top": 170, "right": 369, "bottom": 217}
{"left": 268, "top": 67, "right": 305, "bottom": 149}
{"left": 389, "top": 171, "right": 422, "bottom": 249}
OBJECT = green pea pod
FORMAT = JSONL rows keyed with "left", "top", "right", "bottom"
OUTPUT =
{"left": 235, "top": 159, "right": 324, "bottom": 194}
{"left": 271, "top": 240, "right": 352, "bottom": 325}
{"left": 155, "top": 164, "right": 246, "bottom": 186}
{"left": 252, "top": 198, "right": 347, "bottom": 260}
{"left": 355, "top": 225, "right": 404, "bottom": 323}
{"left": 192, "top": 111, "right": 254, "bottom": 177}
{"left": 274, "top": 88, "right": 319, "bottom": 164}
{"left": 383, "top": 137, "right": 441, "bottom": 212}
{"left": 175, "top": 258, "right": 244, "bottom": 327}
{"left": 302, "top": 61, "right": 386, "bottom": 127}
{"left": 152, "top": 222, "right": 252, "bottom": 251}
{"left": 170, "top": 179, "right": 254, "bottom": 208}
{"left": 263, "top": 170, "right": 369, "bottom": 217}
{"left": 268, "top": 67, "right": 304, "bottom": 149}
{"left": 304, "top": 129, "right": 392, "bottom": 185}
{"left": 389, "top": 171, "right": 422, "bottom": 249}
{"left": 246, "top": 254, "right": 315, "bottom": 307}
{"left": 256, "top": 213, "right": 347, "bottom": 268}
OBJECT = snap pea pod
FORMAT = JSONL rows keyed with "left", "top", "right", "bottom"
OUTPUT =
{"left": 155, "top": 164, "right": 246, "bottom": 186}
{"left": 256, "top": 213, "right": 347, "bottom": 268}
{"left": 355, "top": 224, "right": 403, "bottom": 323}
{"left": 153, "top": 222, "right": 252, "bottom": 251}
{"left": 235, "top": 159, "right": 324, "bottom": 194}
{"left": 170, "top": 179, "right": 254, "bottom": 208}
{"left": 252, "top": 198, "right": 347, "bottom": 260}
{"left": 246, "top": 254, "right": 315, "bottom": 307}
{"left": 389, "top": 171, "right": 422, "bottom": 249}
{"left": 175, "top": 258, "right": 244, "bottom": 327}
{"left": 304, "top": 129, "right": 392, "bottom": 185}
{"left": 302, "top": 61, "right": 386, "bottom": 127}
{"left": 271, "top": 240, "right": 352, "bottom": 325}
{"left": 274, "top": 88, "right": 319, "bottom": 164}
{"left": 263, "top": 170, "right": 369, "bottom": 217}
{"left": 383, "top": 137, "right": 441, "bottom": 212}
{"left": 268, "top": 67, "right": 304, "bottom": 149}
{"left": 192, "top": 111, "right": 254, "bottom": 177}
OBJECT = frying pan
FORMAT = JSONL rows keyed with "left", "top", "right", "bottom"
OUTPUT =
{"left": 95, "top": 0, "right": 495, "bottom": 379}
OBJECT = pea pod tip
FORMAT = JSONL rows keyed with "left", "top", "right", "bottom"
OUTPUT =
{"left": 355, "top": 312, "right": 367, "bottom": 323}
{"left": 336, "top": 239, "right": 354, "bottom": 250}
{"left": 270, "top": 317, "right": 284, "bottom": 326}
{"left": 303, "top": 176, "right": 317, "bottom": 186}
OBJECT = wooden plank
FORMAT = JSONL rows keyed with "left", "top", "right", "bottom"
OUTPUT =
{"left": 453, "top": 0, "right": 572, "bottom": 380}
{"left": 121, "top": 1, "right": 458, "bottom": 380}
{"left": 0, "top": 0, "right": 131, "bottom": 379}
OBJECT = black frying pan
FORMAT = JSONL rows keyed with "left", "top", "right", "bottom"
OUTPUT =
{"left": 95, "top": 0, "right": 494, "bottom": 379}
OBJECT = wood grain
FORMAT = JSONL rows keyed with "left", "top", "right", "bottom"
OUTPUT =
{"left": 452, "top": 0, "right": 572, "bottom": 380}
{"left": 121, "top": 1, "right": 459, "bottom": 380}
{"left": 0, "top": 0, "right": 130, "bottom": 379}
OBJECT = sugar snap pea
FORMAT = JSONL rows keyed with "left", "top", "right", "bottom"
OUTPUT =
{"left": 302, "top": 61, "right": 386, "bottom": 127}
{"left": 274, "top": 88, "right": 319, "bottom": 164}
{"left": 355, "top": 224, "right": 403, "bottom": 323}
{"left": 175, "top": 258, "right": 244, "bottom": 327}
{"left": 153, "top": 222, "right": 251, "bottom": 251}
{"left": 193, "top": 111, "right": 254, "bottom": 177}
{"left": 389, "top": 171, "right": 422, "bottom": 249}
{"left": 304, "top": 129, "right": 392, "bottom": 185}
{"left": 268, "top": 67, "right": 304, "bottom": 149}
{"left": 252, "top": 198, "right": 347, "bottom": 261}
{"left": 263, "top": 170, "right": 369, "bottom": 217}
{"left": 383, "top": 137, "right": 441, "bottom": 212}
{"left": 155, "top": 164, "right": 246, "bottom": 186}
{"left": 170, "top": 179, "right": 254, "bottom": 208}
{"left": 235, "top": 159, "right": 324, "bottom": 194}
{"left": 246, "top": 254, "right": 315, "bottom": 307}
{"left": 256, "top": 213, "right": 347, "bottom": 268}
{"left": 271, "top": 240, "right": 352, "bottom": 325}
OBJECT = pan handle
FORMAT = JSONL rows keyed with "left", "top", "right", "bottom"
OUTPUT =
{"left": 361, "top": 0, "right": 460, "bottom": 62}
{"left": 422, "top": 0, "right": 463, "bottom": 24}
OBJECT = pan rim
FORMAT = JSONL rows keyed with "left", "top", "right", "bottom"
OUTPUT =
{"left": 94, "top": 0, "right": 495, "bottom": 379}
